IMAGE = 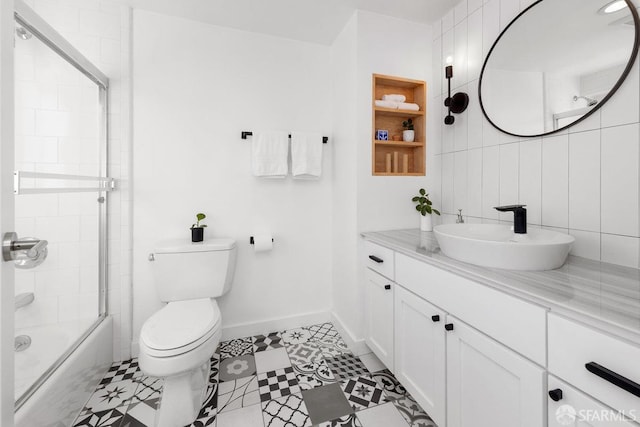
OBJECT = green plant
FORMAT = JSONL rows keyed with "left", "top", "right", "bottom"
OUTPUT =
{"left": 191, "top": 213, "right": 207, "bottom": 229}
{"left": 412, "top": 189, "right": 440, "bottom": 216}
{"left": 402, "top": 118, "right": 414, "bottom": 130}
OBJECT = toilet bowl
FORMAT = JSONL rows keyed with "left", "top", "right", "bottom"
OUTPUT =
{"left": 139, "top": 298, "right": 221, "bottom": 426}
{"left": 138, "top": 238, "right": 237, "bottom": 427}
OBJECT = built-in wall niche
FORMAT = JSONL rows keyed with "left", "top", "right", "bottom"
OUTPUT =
{"left": 372, "top": 74, "right": 426, "bottom": 176}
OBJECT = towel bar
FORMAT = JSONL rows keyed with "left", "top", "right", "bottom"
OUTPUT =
{"left": 241, "top": 131, "right": 328, "bottom": 144}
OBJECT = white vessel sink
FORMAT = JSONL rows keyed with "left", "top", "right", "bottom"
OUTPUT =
{"left": 433, "top": 224, "right": 574, "bottom": 271}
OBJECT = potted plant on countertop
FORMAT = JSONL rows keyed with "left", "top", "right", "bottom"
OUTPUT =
{"left": 191, "top": 212, "right": 207, "bottom": 242}
{"left": 402, "top": 118, "right": 415, "bottom": 142}
{"left": 412, "top": 189, "right": 440, "bottom": 231}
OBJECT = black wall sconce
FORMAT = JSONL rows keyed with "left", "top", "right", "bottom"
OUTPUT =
{"left": 444, "top": 65, "right": 469, "bottom": 125}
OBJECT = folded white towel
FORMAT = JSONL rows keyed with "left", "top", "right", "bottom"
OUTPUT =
{"left": 290, "top": 131, "right": 323, "bottom": 179}
{"left": 251, "top": 131, "right": 289, "bottom": 178}
{"left": 382, "top": 94, "right": 406, "bottom": 103}
{"left": 375, "top": 100, "right": 399, "bottom": 109}
{"left": 398, "top": 102, "right": 420, "bottom": 111}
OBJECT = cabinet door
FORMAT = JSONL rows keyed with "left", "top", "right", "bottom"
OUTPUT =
{"left": 446, "top": 316, "right": 545, "bottom": 427}
{"left": 548, "top": 376, "right": 638, "bottom": 427}
{"left": 365, "top": 269, "right": 394, "bottom": 368}
{"left": 394, "top": 285, "right": 446, "bottom": 427}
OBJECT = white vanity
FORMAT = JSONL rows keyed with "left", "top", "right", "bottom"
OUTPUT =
{"left": 362, "top": 229, "right": 640, "bottom": 427}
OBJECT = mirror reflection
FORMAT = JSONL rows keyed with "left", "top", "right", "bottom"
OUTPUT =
{"left": 479, "top": 0, "right": 639, "bottom": 137}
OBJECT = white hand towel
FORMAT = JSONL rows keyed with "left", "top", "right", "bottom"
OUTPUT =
{"left": 398, "top": 102, "right": 420, "bottom": 111}
{"left": 382, "top": 94, "right": 406, "bottom": 103}
{"left": 290, "top": 131, "right": 323, "bottom": 179}
{"left": 375, "top": 100, "right": 399, "bottom": 109}
{"left": 251, "top": 131, "right": 289, "bottom": 178}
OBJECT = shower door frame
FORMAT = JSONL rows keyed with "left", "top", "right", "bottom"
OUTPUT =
{"left": 13, "top": 0, "right": 110, "bottom": 411}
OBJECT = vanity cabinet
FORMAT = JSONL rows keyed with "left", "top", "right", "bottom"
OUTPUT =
{"left": 394, "top": 285, "right": 446, "bottom": 427}
{"left": 364, "top": 269, "right": 395, "bottom": 368}
{"left": 548, "top": 376, "right": 638, "bottom": 427}
{"left": 446, "top": 315, "right": 545, "bottom": 427}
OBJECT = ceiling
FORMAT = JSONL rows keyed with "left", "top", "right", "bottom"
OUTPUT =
{"left": 109, "top": 0, "right": 457, "bottom": 45}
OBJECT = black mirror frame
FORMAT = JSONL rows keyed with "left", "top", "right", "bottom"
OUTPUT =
{"left": 478, "top": 0, "right": 640, "bottom": 138}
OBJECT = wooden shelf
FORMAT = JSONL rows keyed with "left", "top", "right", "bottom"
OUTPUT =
{"left": 372, "top": 74, "right": 426, "bottom": 176}
{"left": 374, "top": 140, "right": 423, "bottom": 148}
{"left": 374, "top": 107, "right": 425, "bottom": 118}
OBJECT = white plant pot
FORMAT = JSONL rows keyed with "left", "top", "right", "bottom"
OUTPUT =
{"left": 420, "top": 214, "right": 432, "bottom": 232}
{"left": 403, "top": 130, "right": 415, "bottom": 142}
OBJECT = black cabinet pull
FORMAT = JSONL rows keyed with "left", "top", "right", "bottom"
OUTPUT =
{"left": 368, "top": 255, "right": 383, "bottom": 263}
{"left": 384, "top": 284, "right": 391, "bottom": 290}
{"left": 431, "top": 315, "right": 440, "bottom": 322}
{"left": 585, "top": 362, "right": 640, "bottom": 398}
{"left": 445, "top": 323, "right": 454, "bottom": 331}
{"left": 548, "top": 389, "right": 563, "bottom": 402}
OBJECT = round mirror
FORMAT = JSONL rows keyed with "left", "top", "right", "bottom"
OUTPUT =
{"left": 479, "top": 0, "right": 640, "bottom": 137}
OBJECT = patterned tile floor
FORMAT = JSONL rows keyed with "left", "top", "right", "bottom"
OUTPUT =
{"left": 72, "top": 322, "right": 437, "bottom": 427}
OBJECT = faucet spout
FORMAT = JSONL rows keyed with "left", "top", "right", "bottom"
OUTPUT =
{"left": 494, "top": 205, "right": 527, "bottom": 234}
{"left": 15, "top": 292, "right": 34, "bottom": 310}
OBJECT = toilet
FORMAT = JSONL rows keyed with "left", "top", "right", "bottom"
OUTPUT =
{"left": 139, "top": 238, "right": 237, "bottom": 427}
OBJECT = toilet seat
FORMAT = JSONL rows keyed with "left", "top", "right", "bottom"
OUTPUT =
{"left": 141, "top": 298, "right": 221, "bottom": 358}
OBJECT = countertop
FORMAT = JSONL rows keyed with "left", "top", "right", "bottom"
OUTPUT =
{"left": 362, "top": 229, "right": 640, "bottom": 345}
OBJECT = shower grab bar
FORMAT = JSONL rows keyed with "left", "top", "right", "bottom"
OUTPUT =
{"left": 14, "top": 171, "right": 115, "bottom": 195}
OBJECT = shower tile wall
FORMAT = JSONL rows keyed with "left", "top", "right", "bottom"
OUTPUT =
{"left": 17, "top": 0, "right": 132, "bottom": 361}
{"left": 429, "top": 0, "right": 640, "bottom": 268}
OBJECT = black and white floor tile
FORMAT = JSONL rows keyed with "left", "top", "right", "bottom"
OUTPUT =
{"left": 75, "top": 322, "right": 434, "bottom": 427}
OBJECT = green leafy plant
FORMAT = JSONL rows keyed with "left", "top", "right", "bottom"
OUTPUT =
{"left": 402, "top": 118, "right": 414, "bottom": 130}
{"left": 412, "top": 189, "right": 440, "bottom": 216}
{"left": 191, "top": 213, "right": 207, "bottom": 229}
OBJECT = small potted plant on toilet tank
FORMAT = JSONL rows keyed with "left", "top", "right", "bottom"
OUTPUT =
{"left": 191, "top": 213, "right": 207, "bottom": 242}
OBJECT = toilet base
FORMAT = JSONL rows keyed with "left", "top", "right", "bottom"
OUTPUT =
{"left": 154, "top": 361, "right": 210, "bottom": 427}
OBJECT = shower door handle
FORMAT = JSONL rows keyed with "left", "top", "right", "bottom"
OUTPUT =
{"left": 2, "top": 232, "right": 48, "bottom": 268}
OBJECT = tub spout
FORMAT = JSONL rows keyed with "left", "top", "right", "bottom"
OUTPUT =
{"left": 15, "top": 292, "right": 34, "bottom": 310}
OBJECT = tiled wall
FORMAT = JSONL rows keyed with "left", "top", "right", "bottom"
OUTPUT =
{"left": 429, "top": 0, "right": 640, "bottom": 268}
{"left": 16, "top": 0, "right": 132, "bottom": 361}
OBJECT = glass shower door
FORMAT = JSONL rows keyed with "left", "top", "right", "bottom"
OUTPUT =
{"left": 11, "top": 2, "right": 110, "bottom": 409}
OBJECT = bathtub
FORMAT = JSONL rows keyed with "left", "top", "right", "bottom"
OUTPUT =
{"left": 15, "top": 316, "right": 112, "bottom": 427}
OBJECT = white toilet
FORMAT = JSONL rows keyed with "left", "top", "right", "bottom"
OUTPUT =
{"left": 139, "top": 238, "right": 237, "bottom": 427}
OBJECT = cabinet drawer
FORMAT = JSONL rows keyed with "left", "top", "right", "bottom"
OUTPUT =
{"left": 396, "top": 253, "right": 547, "bottom": 365}
{"left": 548, "top": 376, "right": 638, "bottom": 426}
{"left": 364, "top": 241, "right": 395, "bottom": 280}
{"left": 549, "top": 314, "right": 640, "bottom": 417}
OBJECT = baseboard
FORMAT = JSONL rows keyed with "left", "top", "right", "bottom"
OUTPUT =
{"left": 330, "top": 311, "right": 370, "bottom": 356}
{"left": 221, "top": 310, "right": 331, "bottom": 341}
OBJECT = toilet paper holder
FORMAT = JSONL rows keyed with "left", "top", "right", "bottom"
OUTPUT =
{"left": 250, "top": 236, "right": 274, "bottom": 245}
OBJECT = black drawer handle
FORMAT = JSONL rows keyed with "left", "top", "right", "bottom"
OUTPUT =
{"left": 445, "top": 323, "right": 454, "bottom": 331}
{"left": 431, "top": 315, "right": 440, "bottom": 322}
{"left": 368, "top": 255, "right": 383, "bottom": 263}
{"left": 548, "top": 389, "right": 563, "bottom": 402}
{"left": 585, "top": 362, "right": 640, "bottom": 398}
{"left": 384, "top": 284, "right": 391, "bottom": 290}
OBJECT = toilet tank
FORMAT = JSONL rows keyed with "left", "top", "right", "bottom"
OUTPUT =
{"left": 152, "top": 238, "right": 237, "bottom": 302}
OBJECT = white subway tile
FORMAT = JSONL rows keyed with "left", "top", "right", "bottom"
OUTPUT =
{"left": 541, "top": 134, "right": 569, "bottom": 228}
{"left": 454, "top": 20, "right": 468, "bottom": 86}
{"left": 500, "top": 0, "right": 520, "bottom": 30}
{"left": 482, "top": 0, "right": 500, "bottom": 57}
{"left": 431, "top": 38, "right": 442, "bottom": 97}
{"left": 36, "top": 110, "right": 72, "bottom": 137}
{"left": 498, "top": 143, "right": 519, "bottom": 221}
{"left": 601, "top": 234, "right": 640, "bottom": 268}
{"left": 467, "top": 148, "right": 483, "bottom": 217}
{"left": 601, "top": 58, "right": 640, "bottom": 128}
{"left": 467, "top": 9, "right": 483, "bottom": 82}
{"left": 35, "top": 268, "right": 80, "bottom": 296}
{"left": 454, "top": 151, "right": 468, "bottom": 213}
{"left": 467, "top": 83, "right": 483, "bottom": 149}
{"left": 482, "top": 145, "right": 500, "bottom": 219}
{"left": 601, "top": 124, "right": 639, "bottom": 237}
{"left": 432, "top": 20, "right": 442, "bottom": 41}
{"left": 519, "top": 138, "right": 542, "bottom": 224}
{"left": 569, "top": 110, "right": 601, "bottom": 134}
{"left": 455, "top": 0, "right": 468, "bottom": 24}
{"left": 469, "top": 0, "right": 483, "bottom": 13}
{"left": 15, "top": 296, "right": 58, "bottom": 328}
{"left": 442, "top": 10, "right": 454, "bottom": 33}
{"left": 442, "top": 153, "right": 454, "bottom": 214}
{"left": 569, "top": 130, "right": 600, "bottom": 232}
{"left": 569, "top": 229, "right": 600, "bottom": 261}
{"left": 454, "top": 84, "right": 469, "bottom": 151}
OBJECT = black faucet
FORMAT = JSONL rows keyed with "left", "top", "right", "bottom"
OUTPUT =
{"left": 494, "top": 205, "right": 527, "bottom": 234}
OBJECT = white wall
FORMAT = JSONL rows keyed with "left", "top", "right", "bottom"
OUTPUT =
{"left": 16, "top": 0, "right": 132, "bottom": 361}
{"left": 430, "top": 0, "right": 640, "bottom": 268}
{"left": 132, "top": 10, "right": 333, "bottom": 348}
{"left": 330, "top": 10, "right": 432, "bottom": 343}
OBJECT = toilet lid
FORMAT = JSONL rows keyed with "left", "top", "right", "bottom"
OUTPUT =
{"left": 141, "top": 298, "right": 221, "bottom": 352}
